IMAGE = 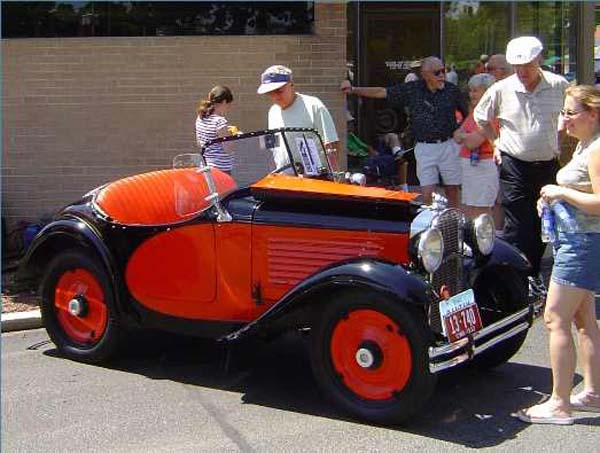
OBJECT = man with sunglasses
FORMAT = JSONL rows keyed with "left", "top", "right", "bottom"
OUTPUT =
{"left": 474, "top": 36, "right": 568, "bottom": 293}
{"left": 258, "top": 65, "right": 339, "bottom": 169}
{"left": 341, "top": 56, "right": 468, "bottom": 207}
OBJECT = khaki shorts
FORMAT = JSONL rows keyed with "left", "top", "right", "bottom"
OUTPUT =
{"left": 414, "top": 139, "right": 462, "bottom": 186}
{"left": 460, "top": 157, "right": 499, "bottom": 207}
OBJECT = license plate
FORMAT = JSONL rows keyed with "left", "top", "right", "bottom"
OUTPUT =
{"left": 438, "top": 289, "right": 482, "bottom": 343}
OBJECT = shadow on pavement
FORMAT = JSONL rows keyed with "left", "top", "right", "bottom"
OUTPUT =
{"left": 41, "top": 330, "right": 598, "bottom": 447}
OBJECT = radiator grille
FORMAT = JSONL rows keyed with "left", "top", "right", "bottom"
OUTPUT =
{"left": 429, "top": 209, "right": 465, "bottom": 333}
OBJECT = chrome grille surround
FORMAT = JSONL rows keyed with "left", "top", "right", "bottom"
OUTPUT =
{"left": 428, "top": 208, "right": 467, "bottom": 333}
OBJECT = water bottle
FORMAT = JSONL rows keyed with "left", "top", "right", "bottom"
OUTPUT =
{"left": 540, "top": 201, "right": 556, "bottom": 243}
{"left": 470, "top": 148, "right": 480, "bottom": 166}
{"left": 552, "top": 201, "right": 577, "bottom": 233}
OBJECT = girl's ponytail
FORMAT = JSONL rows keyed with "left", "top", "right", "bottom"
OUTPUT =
{"left": 196, "top": 85, "right": 234, "bottom": 119}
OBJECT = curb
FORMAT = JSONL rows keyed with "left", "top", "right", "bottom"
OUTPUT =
{"left": 1, "top": 309, "right": 42, "bottom": 333}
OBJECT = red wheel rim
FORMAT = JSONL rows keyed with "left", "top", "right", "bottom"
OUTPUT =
{"left": 330, "top": 309, "right": 412, "bottom": 400}
{"left": 54, "top": 268, "right": 108, "bottom": 345}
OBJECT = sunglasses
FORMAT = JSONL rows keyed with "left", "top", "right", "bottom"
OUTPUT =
{"left": 560, "top": 108, "right": 586, "bottom": 118}
{"left": 432, "top": 69, "right": 445, "bottom": 77}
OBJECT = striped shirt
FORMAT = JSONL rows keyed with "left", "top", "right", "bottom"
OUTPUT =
{"left": 474, "top": 70, "right": 568, "bottom": 162}
{"left": 195, "top": 113, "right": 233, "bottom": 171}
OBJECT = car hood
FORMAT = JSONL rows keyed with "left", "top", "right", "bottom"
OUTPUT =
{"left": 251, "top": 174, "right": 419, "bottom": 205}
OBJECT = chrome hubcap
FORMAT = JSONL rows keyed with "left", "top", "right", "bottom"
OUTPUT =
{"left": 355, "top": 348, "right": 375, "bottom": 368}
{"left": 68, "top": 297, "right": 84, "bottom": 317}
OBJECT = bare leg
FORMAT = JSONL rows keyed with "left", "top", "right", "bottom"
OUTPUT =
{"left": 462, "top": 205, "right": 492, "bottom": 220}
{"left": 574, "top": 292, "right": 600, "bottom": 396}
{"left": 421, "top": 184, "right": 435, "bottom": 205}
{"left": 544, "top": 282, "right": 589, "bottom": 411}
{"left": 520, "top": 281, "right": 588, "bottom": 421}
{"left": 397, "top": 160, "right": 408, "bottom": 186}
{"left": 444, "top": 184, "right": 461, "bottom": 208}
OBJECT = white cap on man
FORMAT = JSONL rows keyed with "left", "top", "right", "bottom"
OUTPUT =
{"left": 257, "top": 65, "right": 292, "bottom": 94}
{"left": 506, "top": 36, "right": 543, "bottom": 65}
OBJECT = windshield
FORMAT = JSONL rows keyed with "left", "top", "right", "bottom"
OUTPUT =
{"left": 176, "top": 128, "right": 333, "bottom": 185}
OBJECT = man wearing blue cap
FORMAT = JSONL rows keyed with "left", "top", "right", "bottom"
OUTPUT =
{"left": 258, "top": 65, "right": 339, "bottom": 169}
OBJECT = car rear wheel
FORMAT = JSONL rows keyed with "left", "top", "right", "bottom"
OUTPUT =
{"left": 41, "top": 251, "right": 120, "bottom": 363}
{"left": 309, "top": 291, "right": 435, "bottom": 424}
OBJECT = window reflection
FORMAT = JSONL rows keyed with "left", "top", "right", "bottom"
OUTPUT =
{"left": 443, "top": 1, "right": 574, "bottom": 84}
{"left": 1, "top": 1, "right": 314, "bottom": 38}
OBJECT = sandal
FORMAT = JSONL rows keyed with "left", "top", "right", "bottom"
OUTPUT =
{"left": 570, "top": 391, "right": 600, "bottom": 413}
{"left": 513, "top": 402, "right": 574, "bottom": 425}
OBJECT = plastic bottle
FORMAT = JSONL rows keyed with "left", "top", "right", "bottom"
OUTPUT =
{"left": 552, "top": 201, "right": 577, "bottom": 233}
{"left": 540, "top": 201, "right": 556, "bottom": 243}
{"left": 470, "top": 148, "right": 480, "bottom": 166}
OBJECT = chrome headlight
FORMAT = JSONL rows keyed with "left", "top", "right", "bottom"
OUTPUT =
{"left": 418, "top": 228, "right": 444, "bottom": 273}
{"left": 473, "top": 213, "right": 495, "bottom": 255}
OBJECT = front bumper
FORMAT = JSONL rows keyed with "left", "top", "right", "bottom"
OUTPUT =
{"left": 428, "top": 296, "right": 545, "bottom": 373}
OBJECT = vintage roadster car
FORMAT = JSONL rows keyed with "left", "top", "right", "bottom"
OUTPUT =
{"left": 22, "top": 128, "right": 543, "bottom": 424}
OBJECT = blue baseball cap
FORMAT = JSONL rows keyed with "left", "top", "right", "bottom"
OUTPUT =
{"left": 257, "top": 65, "right": 292, "bottom": 94}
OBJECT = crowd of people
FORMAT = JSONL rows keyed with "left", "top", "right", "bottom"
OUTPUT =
{"left": 193, "top": 36, "right": 600, "bottom": 426}
{"left": 342, "top": 36, "right": 600, "bottom": 426}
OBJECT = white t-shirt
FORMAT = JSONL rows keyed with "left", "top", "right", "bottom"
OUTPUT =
{"left": 268, "top": 93, "right": 338, "bottom": 169}
{"left": 268, "top": 93, "right": 338, "bottom": 143}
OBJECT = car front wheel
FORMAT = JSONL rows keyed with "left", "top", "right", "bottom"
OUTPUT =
{"left": 41, "top": 251, "right": 120, "bottom": 363}
{"left": 309, "top": 291, "right": 435, "bottom": 424}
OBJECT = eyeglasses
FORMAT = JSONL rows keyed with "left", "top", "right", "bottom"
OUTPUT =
{"left": 560, "top": 108, "right": 586, "bottom": 118}
{"left": 432, "top": 69, "right": 445, "bottom": 77}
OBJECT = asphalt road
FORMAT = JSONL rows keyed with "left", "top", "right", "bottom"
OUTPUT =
{"left": 2, "top": 311, "right": 599, "bottom": 453}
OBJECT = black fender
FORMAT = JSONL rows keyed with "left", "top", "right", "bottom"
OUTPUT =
{"left": 477, "top": 238, "right": 531, "bottom": 273}
{"left": 223, "top": 258, "right": 431, "bottom": 342}
{"left": 19, "top": 217, "right": 123, "bottom": 313}
{"left": 21, "top": 217, "right": 115, "bottom": 279}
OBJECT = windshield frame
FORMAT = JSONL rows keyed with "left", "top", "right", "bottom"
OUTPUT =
{"left": 199, "top": 127, "right": 333, "bottom": 179}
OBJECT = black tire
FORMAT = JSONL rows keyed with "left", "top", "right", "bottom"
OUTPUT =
{"left": 309, "top": 290, "right": 435, "bottom": 424}
{"left": 40, "top": 250, "right": 120, "bottom": 363}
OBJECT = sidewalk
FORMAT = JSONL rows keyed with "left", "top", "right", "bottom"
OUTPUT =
{"left": 1, "top": 309, "right": 42, "bottom": 333}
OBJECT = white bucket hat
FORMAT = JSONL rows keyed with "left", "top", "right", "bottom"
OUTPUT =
{"left": 257, "top": 65, "right": 292, "bottom": 94}
{"left": 506, "top": 36, "right": 543, "bottom": 65}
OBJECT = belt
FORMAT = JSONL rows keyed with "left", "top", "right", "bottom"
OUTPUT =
{"left": 500, "top": 151, "right": 558, "bottom": 165}
{"left": 419, "top": 136, "right": 452, "bottom": 144}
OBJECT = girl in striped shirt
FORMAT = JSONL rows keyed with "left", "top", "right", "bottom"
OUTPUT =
{"left": 195, "top": 86, "right": 235, "bottom": 174}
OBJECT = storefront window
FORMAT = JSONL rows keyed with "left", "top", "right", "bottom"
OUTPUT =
{"left": 515, "top": 1, "right": 574, "bottom": 80}
{"left": 443, "top": 1, "right": 510, "bottom": 85}
{"left": 1, "top": 1, "right": 314, "bottom": 38}
{"left": 443, "top": 1, "right": 574, "bottom": 85}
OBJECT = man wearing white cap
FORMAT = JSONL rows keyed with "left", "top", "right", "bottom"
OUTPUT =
{"left": 257, "top": 65, "right": 339, "bottom": 169}
{"left": 474, "top": 36, "right": 568, "bottom": 291}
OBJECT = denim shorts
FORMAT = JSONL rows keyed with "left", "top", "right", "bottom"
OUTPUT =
{"left": 551, "top": 232, "right": 600, "bottom": 293}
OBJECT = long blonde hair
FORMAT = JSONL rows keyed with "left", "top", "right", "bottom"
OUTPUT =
{"left": 197, "top": 85, "right": 233, "bottom": 119}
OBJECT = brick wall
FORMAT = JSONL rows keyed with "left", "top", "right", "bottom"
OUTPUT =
{"left": 2, "top": 3, "right": 347, "bottom": 245}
